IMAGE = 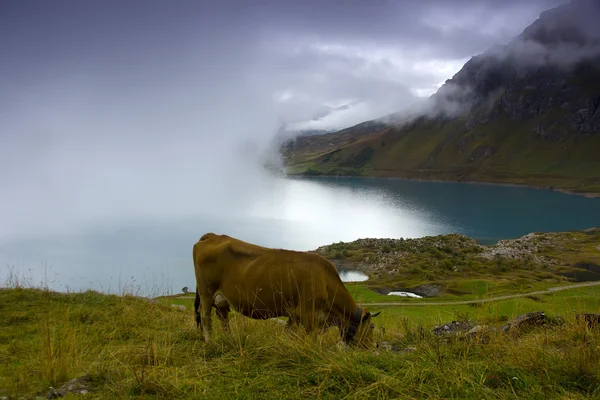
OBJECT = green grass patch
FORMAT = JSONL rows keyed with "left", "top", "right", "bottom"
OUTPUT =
{"left": 2, "top": 286, "right": 600, "bottom": 399}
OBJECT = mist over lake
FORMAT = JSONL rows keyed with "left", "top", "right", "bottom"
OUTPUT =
{"left": 3, "top": 0, "right": 599, "bottom": 300}
{"left": 2, "top": 174, "right": 599, "bottom": 296}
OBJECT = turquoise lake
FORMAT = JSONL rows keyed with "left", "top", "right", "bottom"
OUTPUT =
{"left": 1, "top": 176, "right": 599, "bottom": 296}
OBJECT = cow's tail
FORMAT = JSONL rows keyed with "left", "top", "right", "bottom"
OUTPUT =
{"left": 194, "top": 287, "right": 201, "bottom": 328}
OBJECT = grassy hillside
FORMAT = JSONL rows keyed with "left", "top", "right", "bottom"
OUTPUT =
{"left": 283, "top": 110, "right": 600, "bottom": 195}
{"left": 2, "top": 285, "right": 600, "bottom": 399}
{"left": 1, "top": 228, "right": 600, "bottom": 399}
{"left": 313, "top": 228, "right": 600, "bottom": 296}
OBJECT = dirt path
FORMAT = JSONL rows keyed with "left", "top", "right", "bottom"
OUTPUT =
{"left": 363, "top": 281, "right": 600, "bottom": 307}
{"left": 171, "top": 281, "right": 600, "bottom": 307}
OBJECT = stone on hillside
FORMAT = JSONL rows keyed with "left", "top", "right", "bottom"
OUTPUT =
{"left": 467, "top": 325, "right": 492, "bottom": 344}
{"left": 467, "top": 325, "right": 489, "bottom": 336}
{"left": 377, "top": 341, "right": 399, "bottom": 351}
{"left": 270, "top": 318, "right": 288, "bottom": 326}
{"left": 46, "top": 375, "right": 93, "bottom": 398}
{"left": 501, "top": 311, "right": 547, "bottom": 333}
{"left": 432, "top": 320, "right": 474, "bottom": 336}
{"left": 412, "top": 284, "right": 442, "bottom": 297}
{"left": 171, "top": 304, "right": 187, "bottom": 311}
{"left": 576, "top": 313, "right": 600, "bottom": 328}
{"left": 377, "top": 342, "right": 416, "bottom": 353}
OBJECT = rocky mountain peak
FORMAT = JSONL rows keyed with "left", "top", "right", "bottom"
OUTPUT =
{"left": 519, "top": 0, "right": 600, "bottom": 46}
{"left": 428, "top": 0, "right": 600, "bottom": 135}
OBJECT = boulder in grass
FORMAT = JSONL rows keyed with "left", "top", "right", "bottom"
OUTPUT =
{"left": 432, "top": 320, "right": 474, "bottom": 336}
{"left": 501, "top": 311, "right": 547, "bottom": 334}
{"left": 46, "top": 375, "right": 93, "bottom": 398}
{"left": 467, "top": 325, "right": 492, "bottom": 344}
{"left": 576, "top": 313, "right": 600, "bottom": 328}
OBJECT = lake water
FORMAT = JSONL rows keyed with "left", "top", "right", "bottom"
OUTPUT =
{"left": 387, "top": 291, "right": 423, "bottom": 298}
{"left": 2, "top": 175, "right": 599, "bottom": 296}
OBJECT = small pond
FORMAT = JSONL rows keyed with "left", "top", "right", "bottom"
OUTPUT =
{"left": 387, "top": 291, "right": 423, "bottom": 298}
{"left": 338, "top": 270, "right": 369, "bottom": 282}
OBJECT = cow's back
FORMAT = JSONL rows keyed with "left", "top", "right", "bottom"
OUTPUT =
{"left": 193, "top": 233, "right": 352, "bottom": 319}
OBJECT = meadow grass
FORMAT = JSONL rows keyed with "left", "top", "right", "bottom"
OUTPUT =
{"left": 2, "top": 284, "right": 599, "bottom": 399}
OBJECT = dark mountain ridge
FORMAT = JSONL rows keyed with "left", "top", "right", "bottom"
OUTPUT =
{"left": 281, "top": 0, "right": 600, "bottom": 195}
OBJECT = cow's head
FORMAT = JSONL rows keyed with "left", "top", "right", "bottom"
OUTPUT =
{"left": 349, "top": 308, "right": 381, "bottom": 347}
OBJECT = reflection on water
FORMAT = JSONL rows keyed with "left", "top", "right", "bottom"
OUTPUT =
{"left": 338, "top": 270, "right": 369, "bottom": 282}
{"left": 387, "top": 291, "right": 422, "bottom": 298}
{"left": 2, "top": 175, "right": 600, "bottom": 296}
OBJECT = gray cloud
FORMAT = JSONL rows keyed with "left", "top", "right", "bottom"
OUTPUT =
{"left": 0, "top": 0, "right": 572, "bottom": 237}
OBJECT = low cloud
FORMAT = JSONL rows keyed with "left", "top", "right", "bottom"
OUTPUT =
{"left": 0, "top": 0, "right": 575, "bottom": 238}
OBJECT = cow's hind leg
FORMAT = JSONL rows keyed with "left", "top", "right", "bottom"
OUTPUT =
{"left": 194, "top": 288, "right": 202, "bottom": 329}
{"left": 199, "top": 294, "right": 214, "bottom": 343}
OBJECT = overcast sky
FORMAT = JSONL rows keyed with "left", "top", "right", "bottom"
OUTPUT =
{"left": 0, "top": 0, "right": 568, "bottom": 238}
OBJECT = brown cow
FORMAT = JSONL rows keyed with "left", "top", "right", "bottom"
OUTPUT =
{"left": 192, "top": 233, "right": 380, "bottom": 346}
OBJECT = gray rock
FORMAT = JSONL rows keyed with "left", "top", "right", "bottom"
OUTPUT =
{"left": 270, "top": 318, "right": 288, "bottom": 326}
{"left": 501, "top": 311, "right": 547, "bottom": 334}
{"left": 576, "top": 313, "right": 600, "bottom": 328}
{"left": 467, "top": 325, "right": 492, "bottom": 344}
{"left": 46, "top": 375, "right": 92, "bottom": 398}
{"left": 377, "top": 341, "right": 398, "bottom": 351}
{"left": 171, "top": 304, "right": 187, "bottom": 312}
{"left": 377, "top": 342, "right": 416, "bottom": 353}
{"left": 412, "top": 284, "right": 443, "bottom": 297}
{"left": 467, "top": 325, "right": 489, "bottom": 336}
{"left": 432, "top": 320, "right": 474, "bottom": 336}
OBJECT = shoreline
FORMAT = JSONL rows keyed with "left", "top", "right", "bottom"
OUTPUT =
{"left": 283, "top": 172, "right": 600, "bottom": 199}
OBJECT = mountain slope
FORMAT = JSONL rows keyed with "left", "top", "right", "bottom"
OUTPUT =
{"left": 281, "top": 0, "right": 600, "bottom": 195}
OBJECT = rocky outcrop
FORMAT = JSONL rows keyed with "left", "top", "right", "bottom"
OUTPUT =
{"left": 491, "top": 64, "right": 600, "bottom": 136}
{"left": 432, "top": 312, "right": 553, "bottom": 341}
{"left": 411, "top": 284, "right": 443, "bottom": 297}
{"left": 479, "top": 232, "right": 560, "bottom": 265}
{"left": 501, "top": 311, "right": 548, "bottom": 333}
{"left": 433, "top": 0, "right": 600, "bottom": 136}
